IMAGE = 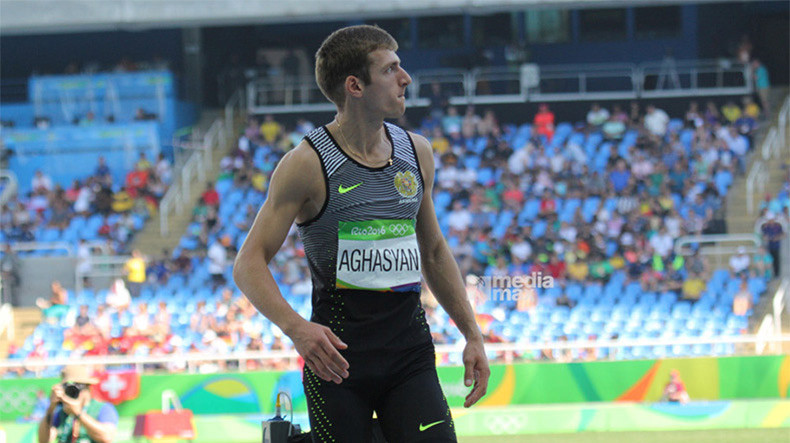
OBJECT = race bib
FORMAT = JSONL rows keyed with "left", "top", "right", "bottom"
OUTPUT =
{"left": 336, "top": 219, "right": 421, "bottom": 292}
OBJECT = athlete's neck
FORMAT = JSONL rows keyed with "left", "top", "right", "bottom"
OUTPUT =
{"left": 334, "top": 109, "right": 386, "bottom": 159}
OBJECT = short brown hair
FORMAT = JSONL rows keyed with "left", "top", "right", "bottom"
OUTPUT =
{"left": 315, "top": 25, "right": 398, "bottom": 106}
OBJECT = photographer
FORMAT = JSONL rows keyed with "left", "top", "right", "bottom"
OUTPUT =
{"left": 38, "top": 366, "right": 118, "bottom": 443}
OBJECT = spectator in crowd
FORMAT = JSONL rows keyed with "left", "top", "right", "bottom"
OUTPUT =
{"left": 76, "top": 239, "right": 93, "bottom": 288}
{"left": 0, "top": 243, "right": 21, "bottom": 306}
{"left": 681, "top": 272, "right": 705, "bottom": 301}
{"left": 36, "top": 281, "right": 70, "bottom": 320}
{"left": 127, "top": 302, "right": 153, "bottom": 336}
{"left": 154, "top": 153, "right": 172, "bottom": 185}
{"left": 586, "top": 103, "right": 610, "bottom": 129}
{"left": 533, "top": 103, "right": 555, "bottom": 142}
{"left": 427, "top": 82, "right": 449, "bottom": 119}
{"left": 721, "top": 100, "right": 741, "bottom": 123}
{"left": 602, "top": 113, "right": 627, "bottom": 140}
{"left": 661, "top": 369, "right": 690, "bottom": 404}
{"left": 609, "top": 159, "right": 632, "bottom": 194}
{"left": 441, "top": 106, "right": 463, "bottom": 135}
{"left": 649, "top": 227, "right": 674, "bottom": 259}
{"left": 685, "top": 101, "right": 703, "bottom": 128}
{"left": 644, "top": 104, "right": 669, "bottom": 139}
{"left": 106, "top": 279, "right": 131, "bottom": 311}
{"left": 93, "top": 305, "right": 112, "bottom": 340}
{"left": 728, "top": 246, "right": 751, "bottom": 278}
{"left": 208, "top": 236, "right": 231, "bottom": 290}
{"left": 125, "top": 163, "right": 150, "bottom": 193}
{"left": 760, "top": 213, "right": 784, "bottom": 278}
{"left": 751, "top": 59, "right": 771, "bottom": 118}
{"left": 201, "top": 182, "right": 220, "bottom": 208}
{"left": 732, "top": 279, "right": 753, "bottom": 316}
{"left": 69, "top": 305, "right": 96, "bottom": 337}
{"left": 736, "top": 34, "right": 752, "bottom": 64}
{"left": 741, "top": 96, "right": 760, "bottom": 120}
{"left": 124, "top": 250, "right": 146, "bottom": 298}
{"left": 752, "top": 245, "right": 774, "bottom": 280}
{"left": 94, "top": 157, "right": 112, "bottom": 186}
{"left": 32, "top": 170, "right": 54, "bottom": 194}
{"left": 136, "top": 153, "right": 152, "bottom": 171}
{"left": 259, "top": 114, "right": 282, "bottom": 144}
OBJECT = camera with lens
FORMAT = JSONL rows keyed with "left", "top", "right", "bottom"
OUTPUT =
{"left": 63, "top": 382, "right": 84, "bottom": 399}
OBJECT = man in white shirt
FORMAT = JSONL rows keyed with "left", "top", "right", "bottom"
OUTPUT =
{"left": 447, "top": 201, "right": 472, "bottom": 235}
{"left": 507, "top": 145, "right": 531, "bottom": 175}
{"left": 510, "top": 237, "right": 533, "bottom": 263}
{"left": 723, "top": 126, "right": 748, "bottom": 157}
{"left": 586, "top": 103, "right": 610, "bottom": 128}
{"left": 31, "top": 170, "right": 54, "bottom": 194}
{"left": 208, "top": 236, "right": 230, "bottom": 290}
{"left": 644, "top": 105, "right": 670, "bottom": 138}
{"left": 649, "top": 227, "right": 674, "bottom": 258}
{"left": 76, "top": 239, "right": 93, "bottom": 286}
{"left": 729, "top": 246, "right": 751, "bottom": 276}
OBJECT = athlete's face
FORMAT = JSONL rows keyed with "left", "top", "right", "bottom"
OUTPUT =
{"left": 363, "top": 49, "right": 412, "bottom": 118}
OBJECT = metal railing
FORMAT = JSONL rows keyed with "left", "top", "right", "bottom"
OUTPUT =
{"left": 3, "top": 334, "right": 789, "bottom": 376}
{"left": 756, "top": 314, "right": 774, "bottom": 354}
{"left": 746, "top": 160, "right": 767, "bottom": 215}
{"left": 746, "top": 95, "right": 790, "bottom": 215}
{"left": 0, "top": 303, "right": 13, "bottom": 343}
{"left": 779, "top": 96, "right": 789, "bottom": 152}
{"left": 247, "top": 59, "right": 753, "bottom": 114}
{"left": 772, "top": 279, "right": 789, "bottom": 343}
{"left": 8, "top": 240, "right": 112, "bottom": 256}
{"left": 159, "top": 118, "right": 226, "bottom": 236}
{"left": 640, "top": 59, "right": 752, "bottom": 98}
{"left": 674, "top": 233, "right": 762, "bottom": 268}
{"left": 757, "top": 278, "right": 790, "bottom": 354}
{"left": 0, "top": 169, "right": 18, "bottom": 206}
{"left": 224, "top": 88, "right": 245, "bottom": 131}
{"left": 74, "top": 255, "right": 131, "bottom": 296}
{"left": 530, "top": 63, "right": 638, "bottom": 102}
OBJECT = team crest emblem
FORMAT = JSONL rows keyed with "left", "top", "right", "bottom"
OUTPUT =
{"left": 394, "top": 171, "right": 418, "bottom": 198}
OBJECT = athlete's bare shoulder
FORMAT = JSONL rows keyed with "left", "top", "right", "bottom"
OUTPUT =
{"left": 268, "top": 139, "right": 325, "bottom": 222}
{"left": 272, "top": 140, "right": 321, "bottom": 185}
{"left": 406, "top": 131, "right": 435, "bottom": 183}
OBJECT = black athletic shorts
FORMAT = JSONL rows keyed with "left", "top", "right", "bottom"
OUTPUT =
{"left": 303, "top": 341, "right": 456, "bottom": 443}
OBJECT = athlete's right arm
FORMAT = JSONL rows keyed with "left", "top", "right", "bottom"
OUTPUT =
{"left": 233, "top": 142, "right": 349, "bottom": 384}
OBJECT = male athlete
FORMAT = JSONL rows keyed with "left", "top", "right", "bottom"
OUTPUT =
{"left": 233, "top": 25, "right": 489, "bottom": 442}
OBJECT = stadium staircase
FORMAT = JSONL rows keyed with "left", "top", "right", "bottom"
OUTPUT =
{"left": 0, "top": 307, "right": 40, "bottom": 359}
{"left": 131, "top": 109, "right": 230, "bottom": 256}
{"left": 730, "top": 89, "right": 790, "bottom": 340}
{"left": 726, "top": 89, "right": 789, "bottom": 235}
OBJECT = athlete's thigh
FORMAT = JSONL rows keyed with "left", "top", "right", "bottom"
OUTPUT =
{"left": 303, "top": 367, "right": 374, "bottom": 443}
{"left": 375, "top": 368, "right": 457, "bottom": 443}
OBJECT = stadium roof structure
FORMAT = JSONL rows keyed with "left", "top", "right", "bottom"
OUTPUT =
{"left": 0, "top": 0, "right": 761, "bottom": 35}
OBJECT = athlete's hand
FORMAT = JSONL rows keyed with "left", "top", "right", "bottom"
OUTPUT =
{"left": 290, "top": 320, "right": 350, "bottom": 384}
{"left": 462, "top": 337, "right": 489, "bottom": 408}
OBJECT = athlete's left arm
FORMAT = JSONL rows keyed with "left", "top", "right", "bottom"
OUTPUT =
{"left": 411, "top": 132, "right": 490, "bottom": 408}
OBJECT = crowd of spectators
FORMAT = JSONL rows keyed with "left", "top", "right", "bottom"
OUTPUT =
{"left": 423, "top": 97, "right": 763, "bottom": 295}
{"left": 0, "top": 152, "right": 171, "bottom": 253}
{"left": 4, "top": 94, "right": 783, "bottom": 374}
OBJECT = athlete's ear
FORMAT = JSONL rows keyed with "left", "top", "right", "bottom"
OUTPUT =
{"left": 344, "top": 75, "right": 364, "bottom": 99}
